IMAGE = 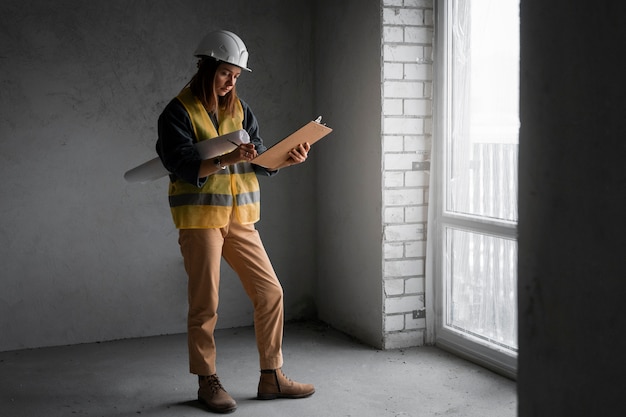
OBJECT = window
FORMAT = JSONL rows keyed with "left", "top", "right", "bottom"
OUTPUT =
{"left": 432, "top": 0, "right": 519, "bottom": 378}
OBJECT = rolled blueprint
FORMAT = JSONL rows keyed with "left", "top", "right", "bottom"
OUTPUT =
{"left": 124, "top": 130, "right": 250, "bottom": 183}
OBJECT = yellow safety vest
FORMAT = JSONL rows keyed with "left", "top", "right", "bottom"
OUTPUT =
{"left": 168, "top": 88, "right": 261, "bottom": 229}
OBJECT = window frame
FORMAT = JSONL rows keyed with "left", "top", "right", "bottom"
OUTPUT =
{"left": 429, "top": 0, "right": 519, "bottom": 379}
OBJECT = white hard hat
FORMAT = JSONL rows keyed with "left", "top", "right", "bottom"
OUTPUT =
{"left": 194, "top": 30, "right": 251, "bottom": 72}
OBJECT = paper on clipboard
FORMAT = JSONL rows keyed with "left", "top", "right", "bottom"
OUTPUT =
{"left": 251, "top": 117, "right": 332, "bottom": 170}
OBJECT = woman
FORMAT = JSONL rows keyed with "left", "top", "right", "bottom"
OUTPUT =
{"left": 156, "top": 30, "right": 314, "bottom": 414}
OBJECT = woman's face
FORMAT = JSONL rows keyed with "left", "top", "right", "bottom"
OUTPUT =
{"left": 214, "top": 63, "right": 242, "bottom": 96}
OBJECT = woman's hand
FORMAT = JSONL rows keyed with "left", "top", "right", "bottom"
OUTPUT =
{"left": 225, "top": 143, "right": 257, "bottom": 165}
{"left": 287, "top": 143, "right": 310, "bottom": 165}
{"left": 198, "top": 143, "right": 257, "bottom": 177}
{"left": 270, "top": 142, "right": 310, "bottom": 170}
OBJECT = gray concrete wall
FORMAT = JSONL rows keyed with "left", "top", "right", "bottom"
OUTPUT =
{"left": 313, "top": 0, "right": 384, "bottom": 348}
{"left": 0, "top": 0, "right": 317, "bottom": 351}
{"left": 518, "top": 0, "right": 626, "bottom": 415}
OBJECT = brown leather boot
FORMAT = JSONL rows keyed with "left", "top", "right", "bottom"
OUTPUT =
{"left": 198, "top": 374, "right": 237, "bottom": 413}
{"left": 257, "top": 369, "right": 315, "bottom": 400}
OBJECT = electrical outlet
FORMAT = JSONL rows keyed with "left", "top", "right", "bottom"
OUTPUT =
{"left": 413, "top": 161, "right": 430, "bottom": 171}
{"left": 412, "top": 309, "right": 426, "bottom": 319}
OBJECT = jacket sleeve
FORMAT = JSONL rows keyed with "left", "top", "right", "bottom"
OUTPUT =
{"left": 156, "top": 99, "right": 206, "bottom": 187}
{"left": 240, "top": 99, "right": 279, "bottom": 177}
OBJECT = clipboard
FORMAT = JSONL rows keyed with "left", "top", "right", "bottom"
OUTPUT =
{"left": 252, "top": 117, "right": 332, "bottom": 170}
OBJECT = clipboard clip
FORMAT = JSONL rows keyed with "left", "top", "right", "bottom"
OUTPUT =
{"left": 314, "top": 116, "right": 326, "bottom": 126}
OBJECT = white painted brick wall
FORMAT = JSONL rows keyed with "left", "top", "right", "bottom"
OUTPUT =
{"left": 385, "top": 279, "right": 405, "bottom": 296}
{"left": 386, "top": 314, "right": 406, "bottom": 332}
{"left": 383, "top": 8, "right": 425, "bottom": 26}
{"left": 385, "top": 295, "right": 424, "bottom": 315}
{"left": 384, "top": 81, "right": 426, "bottom": 99}
{"left": 381, "top": 0, "right": 433, "bottom": 349}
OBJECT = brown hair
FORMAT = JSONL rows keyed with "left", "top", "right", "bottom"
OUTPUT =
{"left": 188, "top": 57, "right": 239, "bottom": 116}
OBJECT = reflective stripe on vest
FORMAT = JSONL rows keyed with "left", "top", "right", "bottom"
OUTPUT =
{"left": 168, "top": 88, "right": 261, "bottom": 229}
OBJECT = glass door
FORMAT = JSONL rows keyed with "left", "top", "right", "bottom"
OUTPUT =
{"left": 433, "top": 0, "right": 519, "bottom": 378}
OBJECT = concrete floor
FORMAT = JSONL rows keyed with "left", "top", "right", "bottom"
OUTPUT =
{"left": 0, "top": 321, "right": 516, "bottom": 417}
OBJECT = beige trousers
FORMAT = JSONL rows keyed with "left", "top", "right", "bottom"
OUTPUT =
{"left": 178, "top": 218, "right": 284, "bottom": 376}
